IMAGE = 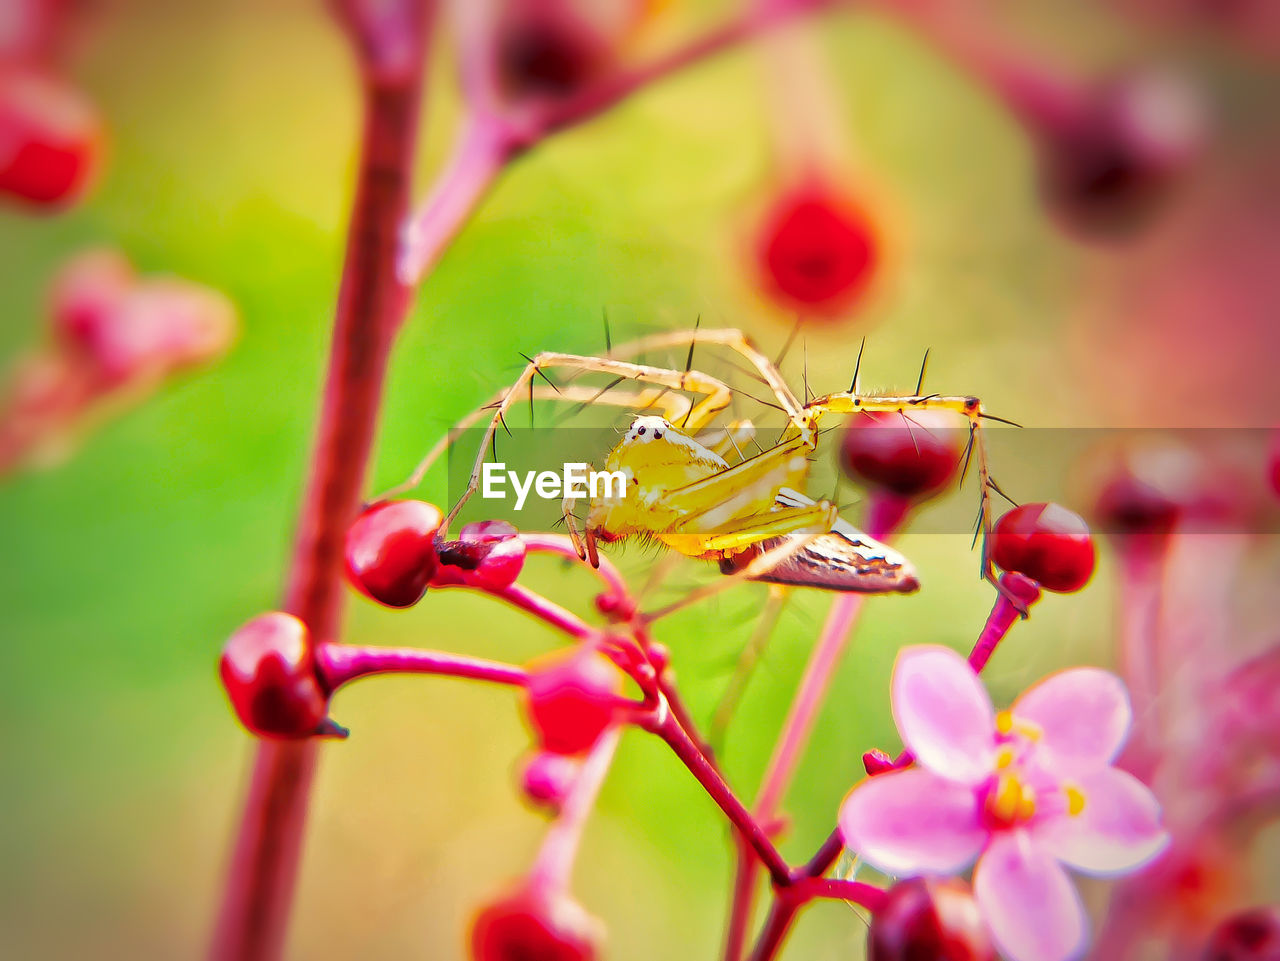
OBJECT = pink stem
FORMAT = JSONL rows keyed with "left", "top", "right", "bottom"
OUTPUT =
{"left": 492, "top": 582, "right": 599, "bottom": 641}
{"left": 968, "top": 572, "right": 1042, "bottom": 673}
{"left": 788, "top": 878, "right": 885, "bottom": 910}
{"left": 528, "top": 726, "right": 622, "bottom": 891}
{"left": 724, "top": 496, "right": 903, "bottom": 961}
{"left": 397, "top": 115, "right": 510, "bottom": 285}
{"left": 525, "top": 0, "right": 836, "bottom": 140}
{"left": 800, "top": 829, "right": 844, "bottom": 878}
{"left": 876, "top": 0, "right": 1084, "bottom": 134}
{"left": 315, "top": 643, "right": 527, "bottom": 690}
{"left": 1117, "top": 549, "right": 1163, "bottom": 720}
{"left": 398, "top": 0, "right": 840, "bottom": 284}
{"left": 520, "top": 532, "right": 633, "bottom": 608}
{"left": 209, "top": 4, "right": 433, "bottom": 960}
{"left": 753, "top": 592, "right": 867, "bottom": 820}
{"left": 650, "top": 713, "right": 791, "bottom": 887}
{"left": 747, "top": 881, "right": 885, "bottom": 961}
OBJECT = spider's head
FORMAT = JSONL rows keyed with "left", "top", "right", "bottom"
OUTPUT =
{"left": 624, "top": 415, "right": 673, "bottom": 444}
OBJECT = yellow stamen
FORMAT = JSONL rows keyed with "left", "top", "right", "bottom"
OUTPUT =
{"left": 1016, "top": 782, "right": 1037, "bottom": 821}
{"left": 995, "top": 746, "right": 1016, "bottom": 769}
{"left": 990, "top": 775, "right": 1022, "bottom": 823}
{"left": 988, "top": 773, "right": 1038, "bottom": 826}
{"left": 1016, "top": 717, "right": 1044, "bottom": 742}
{"left": 1065, "top": 784, "right": 1087, "bottom": 816}
{"left": 996, "top": 709, "right": 1043, "bottom": 742}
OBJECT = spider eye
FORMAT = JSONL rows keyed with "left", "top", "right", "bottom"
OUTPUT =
{"left": 637, "top": 426, "right": 646, "bottom": 435}
{"left": 653, "top": 431, "right": 663, "bottom": 439}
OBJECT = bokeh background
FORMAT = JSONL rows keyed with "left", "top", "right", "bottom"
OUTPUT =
{"left": 1, "top": 0, "right": 1277, "bottom": 958}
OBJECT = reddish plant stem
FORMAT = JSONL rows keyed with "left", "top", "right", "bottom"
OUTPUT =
{"left": 493, "top": 582, "right": 599, "bottom": 640}
{"left": 968, "top": 572, "right": 1041, "bottom": 673}
{"left": 396, "top": 115, "right": 510, "bottom": 285}
{"left": 747, "top": 879, "right": 885, "bottom": 961}
{"left": 521, "top": 532, "right": 634, "bottom": 610}
{"left": 724, "top": 502, "right": 902, "bottom": 961}
{"left": 316, "top": 643, "right": 527, "bottom": 690}
{"left": 209, "top": 6, "right": 431, "bottom": 960}
{"left": 738, "top": 828, "right": 850, "bottom": 961}
{"left": 526, "top": 0, "right": 837, "bottom": 139}
{"left": 399, "top": 0, "right": 839, "bottom": 283}
{"left": 800, "top": 828, "right": 844, "bottom": 878}
{"left": 529, "top": 726, "right": 622, "bottom": 891}
{"left": 649, "top": 713, "right": 791, "bottom": 887}
{"left": 876, "top": 0, "right": 1084, "bottom": 133}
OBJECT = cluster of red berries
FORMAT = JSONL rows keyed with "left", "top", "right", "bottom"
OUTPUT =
{"left": 839, "top": 411, "right": 1096, "bottom": 593}
{"left": 340, "top": 496, "right": 619, "bottom": 957}
{"left": 344, "top": 501, "right": 527, "bottom": 608}
{"left": 520, "top": 646, "right": 622, "bottom": 812}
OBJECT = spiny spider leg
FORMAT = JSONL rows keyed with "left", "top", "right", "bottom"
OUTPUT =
{"left": 443, "top": 353, "right": 736, "bottom": 528}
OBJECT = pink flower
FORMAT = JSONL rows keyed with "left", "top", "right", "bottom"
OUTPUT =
{"left": 839, "top": 645, "right": 1169, "bottom": 961}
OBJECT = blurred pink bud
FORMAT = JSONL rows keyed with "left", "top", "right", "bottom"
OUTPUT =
{"left": 1039, "top": 68, "right": 1205, "bottom": 240}
{"left": 520, "top": 750, "right": 583, "bottom": 812}
{"left": 496, "top": 0, "right": 611, "bottom": 101}
{"left": 48, "top": 248, "right": 134, "bottom": 355}
{"left": 110, "top": 279, "right": 238, "bottom": 376}
{"left": 46, "top": 253, "right": 237, "bottom": 387}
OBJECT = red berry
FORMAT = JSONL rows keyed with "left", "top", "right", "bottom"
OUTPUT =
{"left": 757, "top": 181, "right": 878, "bottom": 315}
{"left": 434, "top": 519, "right": 527, "bottom": 591}
{"left": 991, "top": 502, "right": 1096, "bottom": 593}
{"left": 839, "top": 410, "right": 964, "bottom": 501}
{"left": 220, "top": 612, "right": 330, "bottom": 739}
{"left": 869, "top": 878, "right": 994, "bottom": 961}
{"left": 1093, "top": 471, "right": 1182, "bottom": 540}
{"left": 520, "top": 750, "right": 583, "bottom": 813}
{"left": 470, "top": 885, "right": 602, "bottom": 961}
{"left": 0, "top": 66, "right": 101, "bottom": 209}
{"left": 525, "top": 648, "right": 621, "bottom": 755}
{"left": 1202, "top": 907, "right": 1280, "bottom": 961}
{"left": 495, "top": 1, "right": 608, "bottom": 100}
{"left": 344, "top": 500, "right": 444, "bottom": 608}
{"left": 1039, "top": 69, "right": 1203, "bottom": 240}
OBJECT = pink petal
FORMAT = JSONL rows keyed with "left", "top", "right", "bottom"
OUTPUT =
{"left": 1033, "top": 767, "right": 1170, "bottom": 876}
{"left": 1013, "top": 668, "right": 1131, "bottom": 774}
{"left": 975, "top": 833, "right": 1089, "bottom": 961}
{"left": 892, "top": 645, "right": 996, "bottom": 784}
{"left": 838, "top": 767, "right": 987, "bottom": 876}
